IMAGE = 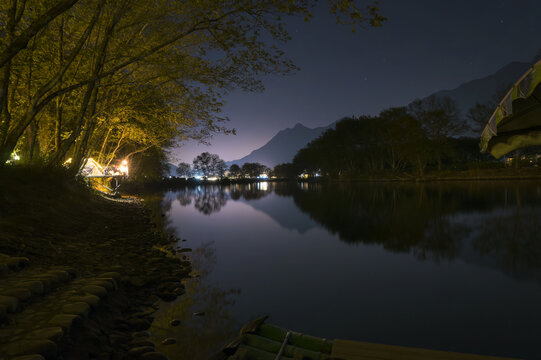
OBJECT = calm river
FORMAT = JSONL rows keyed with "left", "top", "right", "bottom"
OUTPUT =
{"left": 154, "top": 181, "right": 541, "bottom": 359}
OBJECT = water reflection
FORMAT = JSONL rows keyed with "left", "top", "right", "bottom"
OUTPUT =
{"left": 472, "top": 202, "right": 541, "bottom": 279}
{"left": 168, "top": 182, "right": 541, "bottom": 274}
{"left": 162, "top": 181, "right": 541, "bottom": 358}
{"left": 174, "top": 184, "right": 272, "bottom": 214}
{"left": 275, "top": 182, "right": 541, "bottom": 277}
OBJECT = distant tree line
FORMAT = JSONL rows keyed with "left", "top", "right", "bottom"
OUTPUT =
{"left": 276, "top": 95, "right": 501, "bottom": 178}
{"left": 175, "top": 152, "right": 270, "bottom": 179}
{"left": 172, "top": 90, "right": 518, "bottom": 182}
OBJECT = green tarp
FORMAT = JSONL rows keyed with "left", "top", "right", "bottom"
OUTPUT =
{"left": 480, "top": 59, "right": 541, "bottom": 158}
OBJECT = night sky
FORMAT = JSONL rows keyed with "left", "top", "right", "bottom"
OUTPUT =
{"left": 173, "top": 0, "right": 541, "bottom": 164}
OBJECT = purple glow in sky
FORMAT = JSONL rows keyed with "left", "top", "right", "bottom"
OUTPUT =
{"left": 171, "top": 0, "right": 541, "bottom": 164}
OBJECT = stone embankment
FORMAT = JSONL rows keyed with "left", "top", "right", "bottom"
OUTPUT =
{"left": 0, "top": 249, "right": 189, "bottom": 360}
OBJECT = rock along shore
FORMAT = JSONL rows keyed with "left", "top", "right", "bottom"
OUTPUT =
{"left": 0, "top": 167, "right": 190, "bottom": 360}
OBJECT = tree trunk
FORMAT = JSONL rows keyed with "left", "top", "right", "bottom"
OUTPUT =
{"left": 26, "top": 119, "right": 39, "bottom": 162}
{"left": 0, "top": 62, "right": 12, "bottom": 149}
{"left": 54, "top": 16, "right": 64, "bottom": 154}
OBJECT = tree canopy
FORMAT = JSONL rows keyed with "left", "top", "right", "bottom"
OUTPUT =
{"left": 291, "top": 98, "right": 482, "bottom": 177}
{"left": 241, "top": 162, "right": 269, "bottom": 178}
{"left": 0, "top": 0, "right": 385, "bottom": 176}
{"left": 176, "top": 162, "right": 191, "bottom": 178}
{"left": 192, "top": 152, "right": 226, "bottom": 178}
{"left": 228, "top": 164, "right": 241, "bottom": 178}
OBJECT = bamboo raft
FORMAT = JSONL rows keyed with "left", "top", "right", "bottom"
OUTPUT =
{"left": 215, "top": 317, "right": 521, "bottom": 360}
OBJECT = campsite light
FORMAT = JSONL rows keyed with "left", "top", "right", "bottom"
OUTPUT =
{"left": 119, "top": 159, "right": 129, "bottom": 176}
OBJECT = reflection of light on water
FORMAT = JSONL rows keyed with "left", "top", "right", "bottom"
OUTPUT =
{"left": 257, "top": 182, "right": 268, "bottom": 191}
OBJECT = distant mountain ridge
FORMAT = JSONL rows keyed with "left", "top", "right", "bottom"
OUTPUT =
{"left": 228, "top": 51, "right": 541, "bottom": 167}
{"left": 431, "top": 62, "right": 529, "bottom": 117}
{"left": 227, "top": 122, "right": 336, "bottom": 168}
{"left": 430, "top": 50, "right": 541, "bottom": 119}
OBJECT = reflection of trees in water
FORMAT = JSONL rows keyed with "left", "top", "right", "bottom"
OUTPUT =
{"left": 166, "top": 182, "right": 541, "bottom": 277}
{"left": 229, "top": 183, "right": 272, "bottom": 201}
{"left": 150, "top": 242, "right": 240, "bottom": 359}
{"left": 176, "top": 192, "right": 192, "bottom": 206}
{"left": 173, "top": 186, "right": 228, "bottom": 215}
{"left": 275, "top": 183, "right": 465, "bottom": 261}
{"left": 276, "top": 182, "right": 541, "bottom": 269}
{"left": 173, "top": 184, "right": 272, "bottom": 214}
{"left": 194, "top": 189, "right": 227, "bottom": 215}
{"left": 472, "top": 187, "right": 541, "bottom": 278}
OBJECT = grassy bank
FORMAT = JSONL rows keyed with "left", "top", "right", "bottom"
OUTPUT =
{"left": 0, "top": 165, "right": 191, "bottom": 359}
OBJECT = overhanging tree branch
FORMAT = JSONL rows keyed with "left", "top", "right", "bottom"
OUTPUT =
{"left": 0, "top": 0, "right": 80, "bottom": 68}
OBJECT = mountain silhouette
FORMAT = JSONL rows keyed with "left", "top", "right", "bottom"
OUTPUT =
{"left": 431, "top": 61, "right": 531, "bottom": 116}
{"left": 228, "top": 51, "right": 541, "bottom": 166}
{"left": 227, "top": 122, "right": 336, "bottom": 167}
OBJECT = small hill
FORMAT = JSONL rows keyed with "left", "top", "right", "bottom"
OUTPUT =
{"left": 227, "top": 122, "right": 336, "bottom": 168}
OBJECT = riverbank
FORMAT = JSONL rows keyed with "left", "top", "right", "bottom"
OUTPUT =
{"left": 123, "top": 167, "right": 541, "bottom": 191}
{"left": 288, "top": 166, "right": 541, "bottom": 183}
{"left": 0, "top": 166, "right": 191, "bottom": 359}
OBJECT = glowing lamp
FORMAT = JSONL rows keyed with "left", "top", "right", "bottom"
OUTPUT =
{"left": 119, "top": 159, "right": 129, "bottom": 176}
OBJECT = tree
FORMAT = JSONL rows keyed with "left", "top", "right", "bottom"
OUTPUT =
{"left": 379, "top": 107, "right": 429, "bottom": 174}
{"left": 408, "top": 95, "right": 465, "bottom": 171}
{"left": 0, "top": 0, "right": 385, "bottom": 167}
{"left": 293, "top": 116, "right": 383, "bottom": 176}
{"left": 241, "top": 162, "right": 267, "bottom": 178}
{"left": 273, "top": 163, "right": 299, "bottom": 178}
{"left": 127, "top": 146, "right": 169, "bottom": 181}
{"left": 193, "top": 152, "right": 226, "bottom": 178}
{"left": 228, "top": 164, "right": 241, "bottom": 178}
{"left": 176, "top": 162, "right": 191, "bottom": 178}
{"left": 467, "top": 87, "right": 510, "bottom": 134}
{"left": 215, "top": 158, "right": 228, "bottom": 178}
